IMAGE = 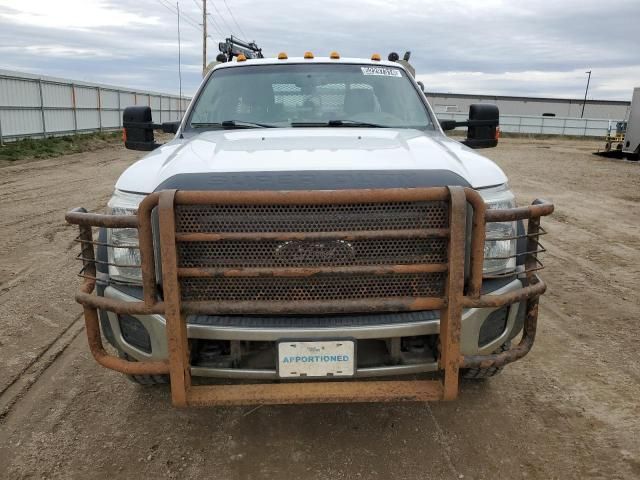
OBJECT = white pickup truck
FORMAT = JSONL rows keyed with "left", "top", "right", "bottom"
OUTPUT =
{"left": 67, "top": 53, "right": 553, "bottom": 407}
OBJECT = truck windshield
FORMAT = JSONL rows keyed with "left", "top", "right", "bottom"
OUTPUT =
{"left": 186, "top": 63, "right": 433, "bottom": 130}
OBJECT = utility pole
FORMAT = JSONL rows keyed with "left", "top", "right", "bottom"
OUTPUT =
{"left": 202, "top": 0, "right": 207, "bottom": 76}
{"left": 581, "top": 70, "right": 592, "bottom": 118}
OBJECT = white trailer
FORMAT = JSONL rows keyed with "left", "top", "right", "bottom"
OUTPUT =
{"left": 622, "top": 87, "right": 640, "bottom": 155}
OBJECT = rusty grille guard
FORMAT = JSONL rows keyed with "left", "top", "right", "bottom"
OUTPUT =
{"left": 66, "top": 187, "right": 553, "bottom": 407}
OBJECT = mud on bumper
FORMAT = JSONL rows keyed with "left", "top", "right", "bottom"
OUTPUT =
{"left": 67, "top": 187, "right": 552, "bottom": 406}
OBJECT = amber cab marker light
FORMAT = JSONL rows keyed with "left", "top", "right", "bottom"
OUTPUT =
{"left": 236, "top": 53, "right": 247, "bottom": 62}
{"left": 329, "top": 51, "right": 340, "bottom": 59}
{"left": 303, "top": 51, "right": 314, "bottom": 59}
{"left": 277, "top": 52, "right": 288, "bottom": 60}
{"left": 371, "top": 53, "right": 381, "bottom": 61}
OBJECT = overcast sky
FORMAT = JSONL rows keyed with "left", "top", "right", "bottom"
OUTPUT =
{"left": 0, "top": 0, "right": 638, "bottom": 100}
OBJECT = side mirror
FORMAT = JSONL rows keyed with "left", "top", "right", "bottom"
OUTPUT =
{"left": 464, "top": 104, "right": 499, "bottom": 149}
{"left": 122, "top": 106, "right": 181, "bottom": 151}
{"left": 417, "top": 80, "right": 425, "bottom": 92}
{"left": 439, "top": 119, "right": 457, "bottom": 131}
{"left": 123, "top": 106, "right": 157, "bottom": 151}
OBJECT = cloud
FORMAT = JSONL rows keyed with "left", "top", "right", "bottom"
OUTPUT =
{"left": 0, "top": 0, "right": 637, "bottom": 100}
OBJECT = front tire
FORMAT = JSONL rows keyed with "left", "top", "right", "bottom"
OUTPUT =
{"left": 119, "top": 352, "right": 169, "bottom": 385}
{"left": 460, "top": 342, "right": 510, "bottom": 380}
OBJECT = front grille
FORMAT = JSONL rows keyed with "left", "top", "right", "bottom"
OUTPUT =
{"left": 177, "top": 238, "right": 448, "bottom": 268}
{"left": 174, "top": 201, "right": 450, "bottom": 308}
{"left": 180, "top": 272, "right": 446, "bottom": 302}
{"left": 175, "top": 201, "right": 449, "bottom": 232}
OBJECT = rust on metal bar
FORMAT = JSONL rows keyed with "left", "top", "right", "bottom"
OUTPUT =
{"left": 175, "top": 228, "right": 450, "bottom": 242}
{"left": 66, "top": 208, "right": 138, "bottom": 229}
{"left": 78, "top": 279, "right": 169, "bottom": 375}
{"left": 75, "top": 290, "right": 165, "bottom": 315}
{"left": 462, "top": 276, "right": 546, "bottom": 308}
{"left": 525, "top": 209, "right": 543, "bottom": 285}
{"left": 462, "top": 298, "right": 539, "bottom": 369}
{"left": 464, "top": 188, "right": 486, "bottom": 299}
{"left": 73, "top": 236, "right": 141, "bottom": 249}
{"left": 174, "top": 187, "right": 451, "bottom": 206}
{"left": 65, "top": 188, "right": 554, "bottom": 406}
{"left": 177, "top": 263, "right": 449, "bottom": 278}
{"left": 186, "top": 379, "right": 444, "bottom": 406}
{"left": 137, "top": 192, "right": 160, "bottom": 306}
{"left": 440, "top": 186, "right": 466, "bottom": 400}
{"left": 485, "top": 226, "right": 547, "bottom": 242}
{"left": 84, "top": 305, "right": 170, "bottom": 375}
{"left": 485, "top": 201, "right": 554, "bottom": 222}
{"left": 158, "top": 190, "right": 191, "bottom": 407}
{"left": 78, "top": 223, "right": 97, "bottom": 279}
{"left": 181, "top": 297, "right": 446, "bottom": 316}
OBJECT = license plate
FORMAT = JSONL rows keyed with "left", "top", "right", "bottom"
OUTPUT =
{"left": 277, "top": 340, "right": 355, "bottom": 378}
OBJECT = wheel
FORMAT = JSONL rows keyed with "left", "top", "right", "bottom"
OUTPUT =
{"left": 119, "top": 352, "right": 168, "bottom": 385}
{"left": 460, "top": 342, "right": 511, "bottom": 380}
{"left": 605, "top": 142, "right": 612, "bottom": 152}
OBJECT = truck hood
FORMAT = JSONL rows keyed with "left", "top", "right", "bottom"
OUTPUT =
{"left": 115, "top": 128, "right": 507, "bottom": 193}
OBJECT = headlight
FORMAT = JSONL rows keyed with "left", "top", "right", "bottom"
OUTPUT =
{"left": 479, "top": 184, "right": 517, "bottom": 275}
{"left": 107, "top": 190, "right": 145, "bottom": 284}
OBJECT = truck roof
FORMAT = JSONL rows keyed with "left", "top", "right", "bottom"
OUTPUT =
{"left": 211, "top": 56, "right": 410, "bottom": 72}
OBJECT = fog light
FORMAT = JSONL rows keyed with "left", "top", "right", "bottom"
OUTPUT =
{"left": 478, "top": 307, "right": 508, "bottom": 347}
{"left": 118, "top": 315, "right": 151, "bottom": 353}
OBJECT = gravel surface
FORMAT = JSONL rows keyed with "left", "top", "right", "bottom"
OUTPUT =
{"left": 0, "top": 137, "right": 638, "bottom": 479}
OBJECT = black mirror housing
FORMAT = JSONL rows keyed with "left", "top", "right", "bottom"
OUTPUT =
{"left": 122, "top": 108, "right": 181, "bottom": 150}
{"left": 463, "top": 104, "right": 499, "bottom": 149}
{"left": 439, "top": 119, "right": 457, "bottom": 131}
{"left": 123, "top": 106, "right": 157, "bottom": 151}
{"left": 161, "top": 121, "right": 180, "bottom": 134}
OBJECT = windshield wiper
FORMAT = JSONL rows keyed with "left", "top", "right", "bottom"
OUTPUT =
{"left": 291, "top": 120, "right": 387, "bottom": 128}
{"left": 191, "top": 120, "right": 276, "bottom": 129}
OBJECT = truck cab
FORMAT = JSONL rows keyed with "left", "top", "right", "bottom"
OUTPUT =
{"left": 67, "top": 54, "right": 553, "bottom": 406}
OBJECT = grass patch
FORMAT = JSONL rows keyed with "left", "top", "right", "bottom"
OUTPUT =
{"left": 0, "top": 131, "right": 122, "bottom": 162}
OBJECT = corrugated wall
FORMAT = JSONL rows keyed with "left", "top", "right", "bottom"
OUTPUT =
{"left": 437, "top": 112, "right": 617, "bottom": 137}
{"left": 427, "top": 92, "right": 630, "bottom": 119}
{"left": 0, "top": 69, "right": 190, "bottom": 142}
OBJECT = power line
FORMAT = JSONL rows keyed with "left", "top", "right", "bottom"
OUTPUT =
{"left": 207, "top": 0, "right": 235, "bottom": 35}
{"left": 190, "top": 0, "right": 222, "bottom": 39}
{"left": 157, "top": 0, "right": 201, "bottom": 30}
{"left": 222, "top": 0, "right": 247, "bottom": 39}
{"left": 207, "top": 19, "right": 223, "bottom": 38}
{"left": 206, "top": 11, "right": 224, "bottom": 36}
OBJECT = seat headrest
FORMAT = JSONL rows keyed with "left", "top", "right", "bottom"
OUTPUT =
{"left": 344, "top": 88, "right": 375, "bottom": 115}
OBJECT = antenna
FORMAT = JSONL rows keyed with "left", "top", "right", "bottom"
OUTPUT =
{"left": 177, "top": 1, "right": 183, "bottom": 116}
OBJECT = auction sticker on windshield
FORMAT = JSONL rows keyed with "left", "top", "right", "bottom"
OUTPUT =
{"left": 361, "top": 66, "right": 402, "bottom": 77}
{"left": 278, "top": 340, "right": 355, "bottom": 378}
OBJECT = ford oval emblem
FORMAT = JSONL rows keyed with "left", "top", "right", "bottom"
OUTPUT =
{"left": 275, "top": 239, "right": 356, "bottom": 263}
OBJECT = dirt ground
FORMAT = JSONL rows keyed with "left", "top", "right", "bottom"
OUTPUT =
{"left": 0, "top": 137, "right": 638, "bottom": 479}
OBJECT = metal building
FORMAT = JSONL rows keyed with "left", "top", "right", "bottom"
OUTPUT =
{"left": 426, "top": 92, "right": 630, "bottom": 119}
{"left": 0, "top": 69, "right": 189, "bottom": 142}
